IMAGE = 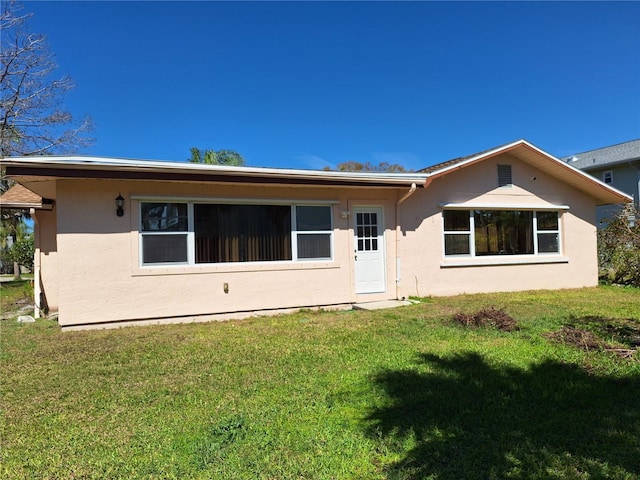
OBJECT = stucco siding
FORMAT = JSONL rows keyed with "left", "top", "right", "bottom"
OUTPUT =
{"left": 54, "top": 179, "right": 399, "bottom": 327}
{"left": 397, "top": 154, "right": 599, "bottom": 297}
{"left": 34, "top": 207, "right": 59, "bottom": 311}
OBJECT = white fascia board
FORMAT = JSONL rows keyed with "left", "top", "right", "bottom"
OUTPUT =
{"left": 424, "top": 140, "right": 633, "bottom": 203}
{"left": 1, "top": 156, "right": 429, "bottom": 186}
{"left": 549, "top": 154, "right": 634, "bottom": 202}
{"left": 498, "top": 141, "right": 633, "bottom": 202}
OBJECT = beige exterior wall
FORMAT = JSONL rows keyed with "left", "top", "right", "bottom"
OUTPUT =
{"left": 54, "top": 179, "right": 401, "bottom": 328}
{"left": 46, "top": 153, "right": 604, "bottom": 329}
{"left": 34, "top": 207, "right": 59, "bottom": 311}
{"left": 397, "top": 153, "right": 599, "bottom": 297}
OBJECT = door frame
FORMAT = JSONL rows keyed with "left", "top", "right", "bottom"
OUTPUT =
{"left": 352, "top": 205, "right": 386, "bottom": 295}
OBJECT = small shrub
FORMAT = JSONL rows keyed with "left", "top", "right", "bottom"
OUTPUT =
{"left": 598, "top": 204, "right": 640, "bottom": 287}
{"left": 452, "top": 306, "right": 518, "bottom": 331}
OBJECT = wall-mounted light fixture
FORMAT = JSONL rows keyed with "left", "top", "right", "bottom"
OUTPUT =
{"left": 341, "top": 210, "right": 351, "bottom": 219}
{"left": 115, "top": 193, "right": 125, "bottom": 217}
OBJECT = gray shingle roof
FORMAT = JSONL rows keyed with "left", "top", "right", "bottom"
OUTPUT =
{"left": 564, "top": 139, "right": 640, "bottom": 170}
{"left": 418, "top": 140, "right": 522, "bottom": 173}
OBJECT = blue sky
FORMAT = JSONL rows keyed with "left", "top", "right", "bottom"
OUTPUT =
{"left": 25, "top": 1, "right": 640, "bottom": 170}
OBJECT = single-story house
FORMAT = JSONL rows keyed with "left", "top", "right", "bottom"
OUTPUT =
{"left": 0, "top": 140, "right": 631, "bottom": 330}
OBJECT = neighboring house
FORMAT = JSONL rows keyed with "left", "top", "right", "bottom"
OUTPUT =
{"left": 0, "top": 140, "right": 631, "bottom": 330}
{"left": 0, "top": 184, "right": 53, "bottom": 274}
{"left": 564, "top": 139, "right": 640, "bottom": 224}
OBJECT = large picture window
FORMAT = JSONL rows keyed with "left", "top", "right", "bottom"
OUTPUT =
{"left": 140, "top": 201, "right": 333, "bottom": 266}
{"left": 443, "top": 209, "right": 561, "bottom": 257}
{"left": 195, "top": 204, "right": 291, "bottom": 263}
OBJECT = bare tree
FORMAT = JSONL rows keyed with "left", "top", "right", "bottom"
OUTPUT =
{"left": 0, "top": 0, "right": 93, "bottom": 157}
{"left": 1, "top": 0, "right": 93, "bottom": 279}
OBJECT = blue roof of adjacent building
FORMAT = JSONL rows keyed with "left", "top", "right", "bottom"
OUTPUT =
{"left": 564, "top": 139, "right": 640, "bottom": 170}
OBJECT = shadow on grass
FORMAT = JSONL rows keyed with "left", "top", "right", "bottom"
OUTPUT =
{"left": 367, "top": 352, "right": 640, "bottom": 479}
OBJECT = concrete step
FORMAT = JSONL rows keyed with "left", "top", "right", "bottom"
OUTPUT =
{"left": 352, "top": 299, "right": 414, "bottom": 311}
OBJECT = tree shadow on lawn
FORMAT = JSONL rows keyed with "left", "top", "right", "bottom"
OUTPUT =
{"left": 367, "top": 352, "right": 640, "bottom": 479}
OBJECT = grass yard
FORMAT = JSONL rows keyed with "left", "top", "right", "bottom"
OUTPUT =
{"left": 1, "top": 285, "right": 640, "bottom": 479}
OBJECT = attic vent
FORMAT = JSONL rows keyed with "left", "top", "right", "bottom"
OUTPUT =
{"left": 497, "top": 164, "right": 512, "bottom": 187}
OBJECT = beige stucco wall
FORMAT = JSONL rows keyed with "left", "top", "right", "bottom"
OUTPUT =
{"left": 35, "top": 207, "right": 59, "bottom": 311}
{"left": 396, "top": 153, "right": 599, "bottom": 297}
{"left": 47, "top": 154, "right": 604, "bottom": 329}
{"left": 54, "top": 179, "right": 400, "bottom": 328}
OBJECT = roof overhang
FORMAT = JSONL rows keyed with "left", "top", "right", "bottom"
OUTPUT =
{"left": 1, "top": 156, "right": 429, "bottom": 190}
{"left": 424, "top": 140, "right": 633, "bottom": 206}
{"left": 574, "top": 157, "right": 640, "bottom": 171}
{"left": 0, "top": 184, "right": 54, "bottom": 211}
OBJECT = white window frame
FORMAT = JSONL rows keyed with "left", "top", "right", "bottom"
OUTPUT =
{"left": 441, "top": 208, "right": 564, "bottom": 260}
{"left": 292, "top": 205, "right": 334, "bottom": 262}
{"left": 534, "top": 211, "right": 561, "bottom": 255}
{"left": 138, "top": 199, "right": 334, "bottom": 267}
{"left": 442, "top": 210, "right": 474, "bottom": 257}
{"left": 139, "top": 202, "right": 193, "bottom": 266}
{"left": 603, "top": 170, "right": 613, "bottom": 184}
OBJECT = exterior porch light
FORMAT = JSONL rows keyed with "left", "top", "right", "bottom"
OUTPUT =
{"left": 115, "top": 193, "right": 125, "bottom": 217}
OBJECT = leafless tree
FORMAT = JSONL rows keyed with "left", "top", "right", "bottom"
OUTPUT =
{"left": 1, "top": 0, "right": 94, "bottom": 279}
{"left": 0, "top": 0, "right": 93, "bottom": 157}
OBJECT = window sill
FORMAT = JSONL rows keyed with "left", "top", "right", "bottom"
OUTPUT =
{"left": 440, "top": 255, "right": 569, "bottom": 268}
{"left": 132, "top": 260, "right": 340, "bottom": 276}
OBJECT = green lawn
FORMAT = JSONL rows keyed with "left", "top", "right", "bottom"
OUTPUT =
{"left": 1, "top": 286, "right": 639, "bottom": 479}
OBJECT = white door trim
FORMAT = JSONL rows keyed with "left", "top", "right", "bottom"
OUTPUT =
{"left": 353, "top": 206, "right": 386, "bottom": 294}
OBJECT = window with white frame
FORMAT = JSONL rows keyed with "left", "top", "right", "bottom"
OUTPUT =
{"left": 443, "top": 209, "right": 561, "bottom": 257}
{"left": 443, "top": 209, "right": 472, "bottom": 255}
{"left": 140, "top": 201, "right": 333, "bottom": 266}
{"left": 141, "top": 203, "right": 190, "bottom": 264}
{"left": 603, "top": 170, "right": 613, "bottom": 184}
{"left": 294, "top": 205, "right": 333, "bottom": 259}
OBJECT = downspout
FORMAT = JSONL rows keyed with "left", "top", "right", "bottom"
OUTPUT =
{"left": 30, "top": 208, "right": 41, "bottom": 319}
{"left": 395, "top": 183, "right": 417, "bottom": 300}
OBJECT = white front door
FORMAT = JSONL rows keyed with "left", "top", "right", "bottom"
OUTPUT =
{"left": 354, "top": 207, "right": 386, "bottom": 294}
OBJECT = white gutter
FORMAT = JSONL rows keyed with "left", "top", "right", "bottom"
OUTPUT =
{"left": 395, "top": 183, "right": 418, "bottom": 300}
{"left": 1, "top": 156, "right": 429, "bottom": 187}
{"left": 29, "top": 208, "right": 41, "bottom": 319}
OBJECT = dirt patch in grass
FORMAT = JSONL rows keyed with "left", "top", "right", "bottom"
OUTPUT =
{"left": 0, "top": 280, "right": 34, "bottom": 320}
{"left": 545, "top": 316, "right": 640, "bottom": 359}
{"left": 545, "top": 326, "right": 607, "bottom": 351}
{"left": 452, "top": 307, "right": 518, "bottom": 332}
{"left": 568, "top": 316, "right": 640, "bottom": 348}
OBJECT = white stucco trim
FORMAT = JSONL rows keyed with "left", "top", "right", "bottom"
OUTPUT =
{"left": 440, "top": 255, "right": 569, "bottom": 268}
{"left": 439, "top": 202, "right": 570, "bottom": 211}
{"left": 133, "top": 260, "right": 341, "bottom": 276}
{"left": 131, "top": 195, "right": 341, "bottom": 205}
